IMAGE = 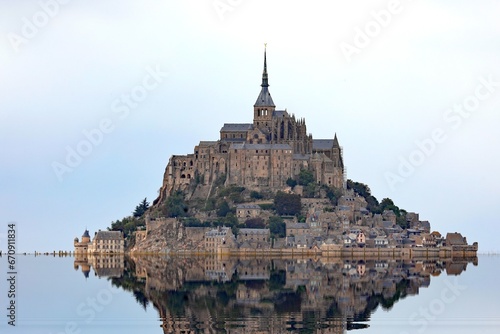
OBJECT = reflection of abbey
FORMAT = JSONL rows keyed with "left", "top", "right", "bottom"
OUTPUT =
{"left": 157, "top": 48, "right": 345, "bottom": 202}
{"left": 106, "top": 256, "right": 476, "bottom": 334}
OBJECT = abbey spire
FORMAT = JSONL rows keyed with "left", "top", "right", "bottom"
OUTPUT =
{"left": 254, "top": 45, "right": 275, "bottom": 108}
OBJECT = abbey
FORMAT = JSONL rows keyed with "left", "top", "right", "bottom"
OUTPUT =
{"left": 157, "top": 48, "right": 345, "bottom": 202}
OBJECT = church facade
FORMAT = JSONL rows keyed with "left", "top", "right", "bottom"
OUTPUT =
{"left": 157, "top": 49, "right": 345, "bottom": 202}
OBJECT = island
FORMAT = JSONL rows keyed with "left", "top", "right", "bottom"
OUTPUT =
{"left": 75, "top": 47, "right": 477, "bottom": 259}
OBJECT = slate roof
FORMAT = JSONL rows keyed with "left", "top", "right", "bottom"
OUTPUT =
{"left": 94, "top": 231, "right": 122, "bottom": 241}
{"left": 82, "top": 229, "right": 90, "bottom": 238}
{"left": 236, "top": 204, "right": 261, "bottom": 210}
{"left": 198, "top": 141, "right": 217, "bottom": 147}
{"left": 239, "top": 228, "right": 270, "bottom": 235}
{"left": 272, "top": 110, "right": 287, "bottom": 117}
{"left": 293, "top": 154, "right": 310, "bottom": 160}
{"left": 446, "top": 232, "right": 466, "bottom": 246}
{"left": 220, "top": 123, "right": 253, "bottom": 132}
{"left": 254, "top": 86, "right": 275, "bottom": 107}
{"left": 206, "top": 227, "right": 231, "bottom": 237}
{"left": 313, "top": 139, "right": 334, "bottom": 150}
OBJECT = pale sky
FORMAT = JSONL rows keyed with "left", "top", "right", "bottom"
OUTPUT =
{"left": 0, "top": 0, "right": 499, "bottom": 253}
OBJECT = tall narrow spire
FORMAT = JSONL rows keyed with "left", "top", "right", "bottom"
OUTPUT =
{"left": 262, "top": 44, "right": 269, "bottom": 88}
{"left": 254, "top": 44, "right": 275, "bottom": 107}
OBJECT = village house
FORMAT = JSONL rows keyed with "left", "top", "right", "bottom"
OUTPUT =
{"left": 286, "top": 222, "right": 310, "bottom": 237}
{"left": 88, "top": 231, "right": 125, "bottom": 254}
{"left": 236, "top": 204, "right": 262, "bottom": 219}
{"left": 204, "top": 226, "right": 236, "bottom": 252}
{"left": 74, "top": 229, "right": 124, "bottom": 254}
{"left": 445, "top": 232, "right": 467, "bottom": 248}
{"left": 356, "top": 231, "right": 366, "bottom": 247}
{"left": 382, "top": 210, "right": 397, "bottom": 225}
{"left": 374, "top": 236, "right": 389, "bottom": 248}
{"left": 237, "top": 228, "right": 271, "bottom": 249}
{"left": 421, "top": 233, "right": 437, "bottom": 247}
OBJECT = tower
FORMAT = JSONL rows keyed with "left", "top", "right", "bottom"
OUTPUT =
{"left": 253, "top": 45, "right": 275, "bottom": 131}
{"left": 81, "top": 229, "right": 91, "bottom": 244}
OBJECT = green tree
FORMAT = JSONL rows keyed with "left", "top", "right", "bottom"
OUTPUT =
{"left": 379, "top": 198, "right": 401, "bottom": 216}
{"left": 269, "top": 216, "right": 286, "bottom": 238}
{"left": 286, "top": 177, "right": 297, "bottom": 188}
{"left": 298, "top": 169, "right": 314, "bottom": 186}
{"left": 303, "top": 183, "right": 318, "bottom": 198}
{"left": 223, "top": 213, "right": 238, "bottom": 227}
{"left": 347, "top": 179, "right": 372, "bottom": 198}
{"left": 250, "top": 191, "right": 264, "bottom": 200}
{"left": 396, "top": 215, "right": 409, "bottom": 229}
{"left": 325, "top": 186, "right": 343, "bottom": 206}
{"left": 274, "top": 191, "right": 302, "bottom": 216}
{"left": 110, "top": 216, "right": 141, "bottom": 237}
{"left": 244, "top": 217, "right": 265, "bottom": 228}
{"left": 347, "top": 179, "right": 381, "bottom": 214}
{"left": 216, "top": 200, "right": 231, "bottom": 217}
{"left": 133, "top": 198, "right": 150, "bottom": 218}
{"left": 164, "top": 191, "right": 188, "bottom": 218}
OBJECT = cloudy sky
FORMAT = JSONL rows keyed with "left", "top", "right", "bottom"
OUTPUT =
{"left": 0, "top": 0, "right": 499, "bottom": 253}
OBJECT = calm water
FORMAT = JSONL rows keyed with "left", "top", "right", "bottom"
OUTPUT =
{"left": 0, "top": 254, "right": 498, "bottom": 333}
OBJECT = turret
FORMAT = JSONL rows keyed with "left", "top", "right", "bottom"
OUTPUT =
{"left": 81, "top": 229, "right": 91, "bottom": 244}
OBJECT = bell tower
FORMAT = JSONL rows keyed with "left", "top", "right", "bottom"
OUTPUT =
{"left": 253, "top": 45, "right": 275, "bottom": 130}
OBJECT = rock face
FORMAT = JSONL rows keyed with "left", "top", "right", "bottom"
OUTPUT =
{"left": 131, "top": 216, "right": 210, "bottom": 253}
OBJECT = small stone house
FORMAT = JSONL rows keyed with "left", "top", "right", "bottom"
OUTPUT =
{"left": 236, "top": 204, "right": 262, "bottom": 218}
{"left": 88, "top": 231, "right": 124, "bottom": 254}
{"left": 238, "top": 228, "right": 270, "bottom": 243}
{"left": 205, "top": 226, "right": 236, "bottom": 252}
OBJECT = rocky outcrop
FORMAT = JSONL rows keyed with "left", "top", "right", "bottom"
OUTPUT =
{"left": 131, "top": 216, "right": 209, "bottom": 253}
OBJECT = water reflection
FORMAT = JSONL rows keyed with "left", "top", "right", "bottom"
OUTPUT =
{"left": 74, "top": 255, "right": 477, "bottom": 333}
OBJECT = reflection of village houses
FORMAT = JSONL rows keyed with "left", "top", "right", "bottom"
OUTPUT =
{"left": 74, "top": 254, "right": 124, "bottom": 278}
{"left": 105, "top": 255, "right": 476, "bottom": 334}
